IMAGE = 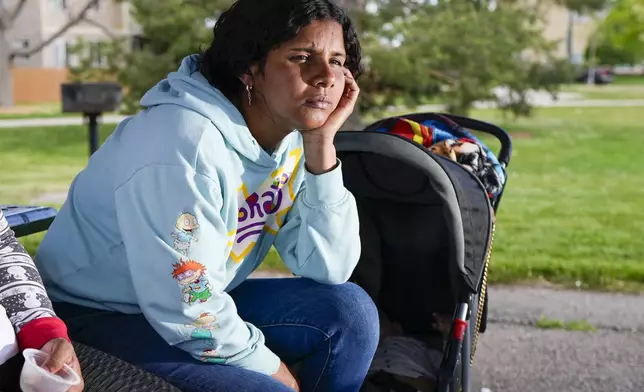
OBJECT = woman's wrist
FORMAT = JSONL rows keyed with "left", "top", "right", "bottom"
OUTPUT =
{"left": 302, "top": 134, "right": 337, "bottom": 175}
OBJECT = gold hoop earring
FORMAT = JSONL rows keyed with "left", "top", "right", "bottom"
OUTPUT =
{"left": 246, "top": 85, "right": 253, "bottom": 106}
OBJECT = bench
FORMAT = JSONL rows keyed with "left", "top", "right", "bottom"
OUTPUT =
{"left": 2, "top": 205, "right": 57, "bottom": 238}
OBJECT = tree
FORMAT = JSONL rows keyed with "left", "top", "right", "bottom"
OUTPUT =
{"left": 356, "top": 0, "right": 575, "bottom": 116}
{"left": 71, "top": 0, "right": 577, "bottom": 118}
{"left": 0, "top": 0, "right": 101, "bottom": 107}
{"left": 69, "top": 0, "right": 233, "bottom": 114}
{"left": 598, "top": 0, "right": 644, "bottom": 63}
{"left": 585, "top": 35, "right": 640, "bottom": 65}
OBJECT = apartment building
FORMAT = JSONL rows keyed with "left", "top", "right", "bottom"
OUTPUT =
{"left": 8, "top": 0, "right": 138, "bottom": 103}
{"left": 541, "top": 5, "right": 600, "bottom": 64}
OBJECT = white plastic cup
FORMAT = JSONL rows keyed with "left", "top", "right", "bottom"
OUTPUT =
{"left": 20, "top": 348, "right": 81, "bottom": 392}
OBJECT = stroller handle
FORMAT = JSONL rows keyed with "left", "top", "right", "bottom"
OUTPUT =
{"left": 437, "top": 113, "right": 513, "bottom": 168}
{"left": 362, "top": 112, "right": 513, "bottom": 168}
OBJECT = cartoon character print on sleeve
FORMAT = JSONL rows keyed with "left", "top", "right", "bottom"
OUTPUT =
{"left": 187, "top": 313, "right": 226, "bottom": 363}
{"left": 171, "top": 259, "right": 213, "bottom": 305}
{"left": 199, "top": 348, "right": 226, "bottom": 364}
{"left": 187, "top": 312, "right": 220, "bottom": 339}
{"left": 171, "top": 213, "right": 200, "bottom": 256}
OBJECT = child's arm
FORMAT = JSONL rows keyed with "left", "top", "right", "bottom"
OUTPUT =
{"left": 0, "top": 209, "right": 70, "bottom": 349}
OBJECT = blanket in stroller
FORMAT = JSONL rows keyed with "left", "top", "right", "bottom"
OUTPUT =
{"left": 373, "top": 115, "right": 506, "bottom": 198}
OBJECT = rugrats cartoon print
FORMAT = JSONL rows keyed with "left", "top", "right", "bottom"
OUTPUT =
{"left": 171, "top": 213, "right": 200, "bottom": 256}
{"left": 171, "top": 259, "right": 213, "bottom": 304}
{"left": 188, "top": 312, "right": 220, "bottom": 339}
{"left": 199, "top": 348, "right": 226, "bottom": 364}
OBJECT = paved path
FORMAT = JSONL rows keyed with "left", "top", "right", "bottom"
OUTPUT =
{"left": 473, "top": 286, "right": 644, "bottom": 392}
{"left": 486, "top": 286, "right": 644, "bottom": 332}
{"left": 473, "top": 324, "right": 644, "bottom": 392}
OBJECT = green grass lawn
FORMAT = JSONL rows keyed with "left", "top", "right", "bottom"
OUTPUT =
{"left": 0, "top": 103, "right": 70, "bottom": 120}
{"left": 560, "top": 83, "right": 644, "bottom": 100}
{"left": 0, "top": 112, "right": 77, "bottom": 120}
{"left": 474, "top": 107, "right": 644, "bottom": 291}
{"left": 0, "top": 102, "right": 117, "bottom": 120}
{"left": 612, "top": 75, "right": 644, "bottom": 85}
{"left": 2, "top": 106, "right": 643, "bottom": 291}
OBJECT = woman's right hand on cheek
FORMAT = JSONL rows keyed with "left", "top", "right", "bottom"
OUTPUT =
{"left": 271, "top": 361, "right": 300, "bottom": 391}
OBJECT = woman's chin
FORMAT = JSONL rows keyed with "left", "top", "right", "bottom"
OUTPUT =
{"left": 294, "top": 113, "right": 331, "bottom": 132}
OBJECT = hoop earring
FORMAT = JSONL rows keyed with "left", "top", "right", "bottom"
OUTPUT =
{"left": 246, "top": 85, "right": 253, "bottom": 106}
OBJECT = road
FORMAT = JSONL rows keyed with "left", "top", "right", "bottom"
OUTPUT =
{"left": 473, "top": 286, "right": 644, "bottom": 392}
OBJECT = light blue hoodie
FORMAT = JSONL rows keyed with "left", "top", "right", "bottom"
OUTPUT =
{"left": 35, "top": 55, "right": 361, "bottom": 375}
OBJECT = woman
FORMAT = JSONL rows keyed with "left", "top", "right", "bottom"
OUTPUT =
{"left": 34, "top": 0, "right": 379, "bottom": 391}
{"left": 0, "top": 209, "right": 84, "bottom": 392}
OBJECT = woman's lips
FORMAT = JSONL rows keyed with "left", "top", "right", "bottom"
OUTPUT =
{"left": 304, "top": 96, "right": 332, "bottom": 109}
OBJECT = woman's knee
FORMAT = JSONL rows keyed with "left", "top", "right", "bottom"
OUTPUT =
{"left": 323, "top": 282, "right": 380, "bottom": 351}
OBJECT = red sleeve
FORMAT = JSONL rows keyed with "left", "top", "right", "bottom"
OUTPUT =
{"left": 17, "top": 317, "right": 70, "bottom": 350}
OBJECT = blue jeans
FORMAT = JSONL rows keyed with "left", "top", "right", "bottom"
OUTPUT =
{"left": 54, "top": 278, "right": 379, "bottom": 392}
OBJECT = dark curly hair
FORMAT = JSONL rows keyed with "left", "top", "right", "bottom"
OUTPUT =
{"left": 199, "top": 0, "right": 363, "bottom": 103}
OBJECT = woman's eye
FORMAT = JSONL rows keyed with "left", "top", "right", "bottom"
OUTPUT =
{"left": 330, "top": 59, "right": 343, "bottom": 66}
{"left": 291, "top": 55, "right": 309, "bottom": 62}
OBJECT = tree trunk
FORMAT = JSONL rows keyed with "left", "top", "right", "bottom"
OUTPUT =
{"left": 0, "top": 32, "right": 14, "bottom": 107}
{"left": 333, "top": 0, "right": 366, "bottom": 131}
{"left": 587, "top": 31, "right": 598, "bottom": 85}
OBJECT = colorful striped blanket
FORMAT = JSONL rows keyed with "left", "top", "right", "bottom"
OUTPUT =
{"left": 373, "top": 115, "right": 506, "bottom": 198}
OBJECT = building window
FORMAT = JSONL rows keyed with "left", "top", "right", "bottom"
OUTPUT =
{"left": 54, "top": 39, "right": 67, "bottom": 68}
{"left": 89, "top": 41, "right": 106, "bottom": 67}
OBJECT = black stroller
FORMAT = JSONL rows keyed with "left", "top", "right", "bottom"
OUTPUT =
{"left": 334, "top": 112, "right": 512, "bottom": 392}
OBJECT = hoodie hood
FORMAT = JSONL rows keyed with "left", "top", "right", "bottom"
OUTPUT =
{"left": 140, "top": 54, "right": 290, "bottom": 164}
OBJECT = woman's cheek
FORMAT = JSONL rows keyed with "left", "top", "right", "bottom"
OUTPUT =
{"left": 332, "top": 69, "right": 346, "bottom": 101}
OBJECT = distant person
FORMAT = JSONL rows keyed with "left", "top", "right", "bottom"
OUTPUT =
{"left": 35, "top": 0, "right": 378, "bottom": 391}
{"left": 0, "top": 209, "right": 84, "bottom": 392}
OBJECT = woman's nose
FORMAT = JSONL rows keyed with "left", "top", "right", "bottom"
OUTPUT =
{"left": 313, "top": 63, "right": 336, "bottom": 88}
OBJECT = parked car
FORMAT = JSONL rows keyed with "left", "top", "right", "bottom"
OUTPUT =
{"left": 575, "top": 67, "right": 614, "bottom": 84}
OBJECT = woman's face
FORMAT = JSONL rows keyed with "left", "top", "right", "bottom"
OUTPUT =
{"left": 247, "top": 19, "right": 348, "bottom": 132}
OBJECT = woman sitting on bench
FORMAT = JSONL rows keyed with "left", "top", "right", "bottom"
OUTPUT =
{"left": 34, "top": 1, "right": 379, "bottom": 391}
{"left": 0, "top": 209, "right": 84, "bottom": 391}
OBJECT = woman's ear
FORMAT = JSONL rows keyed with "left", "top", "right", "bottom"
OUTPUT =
{"left": 239, "top": 72, "right": 253, "bottom": 88}
{"left": 239, "top": 64, "right": 260, "bottom": 87}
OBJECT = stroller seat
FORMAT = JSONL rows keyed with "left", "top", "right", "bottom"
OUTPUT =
{"left": 349, "top": 153, "right": 454, "bottom": 337}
